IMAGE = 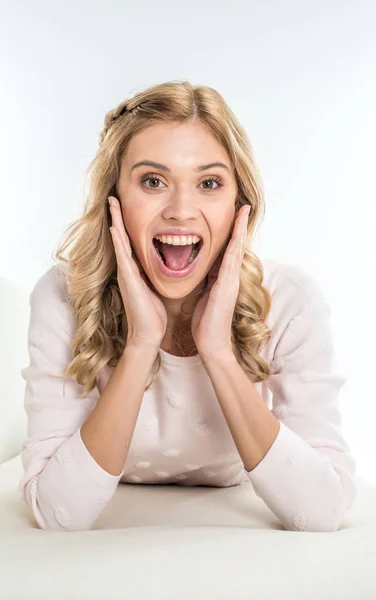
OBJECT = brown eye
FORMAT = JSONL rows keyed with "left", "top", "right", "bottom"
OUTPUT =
{"left": 200, "top": 177, "right": 223, "bottom": 190}
{"left": 141, "top": 175, "right": 164, "bottom": 189}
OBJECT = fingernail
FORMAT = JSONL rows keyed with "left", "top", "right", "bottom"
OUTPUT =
{"left": 108, "top": 196, "right": 112, "bottom": 206}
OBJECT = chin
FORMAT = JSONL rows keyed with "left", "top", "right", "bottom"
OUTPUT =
{"left": 149, "top": 273, "right": 206, "bottom": 297}
{"left": 153, "top": 281, "right": 198, "bottom": 298}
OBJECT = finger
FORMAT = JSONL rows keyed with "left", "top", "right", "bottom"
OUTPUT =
{"left": 110, "top": 226, "right": 133, "bottom": 276}
{"left": 224, "top": 208, "right": 247, "bottom": 262}
{"left": 241, "top": 206, "right": 250, "bottom": 252}
{"left": 108, "top": 196, "right": 131, "bottom": 258}
{"left": 214, "top": 208, "right": 248, "bottom": 285}
{"left": 238, "top": 205, "right": 249, "bottom": 235}
{"left": 236, "top": 206, "right": 249, "bottom": 256}
{"left": 108, "top": 196, "right": 132, "bottom": 257}
{"left": 110, "top": 224, "right": 143, "bottom": 286}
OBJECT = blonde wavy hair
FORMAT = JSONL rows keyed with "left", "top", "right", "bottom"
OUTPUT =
{"left": 52, "top": 80, "right": 273, "bottom": 397}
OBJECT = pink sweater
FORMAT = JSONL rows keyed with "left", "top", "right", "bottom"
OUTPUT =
{"left": 18, "top": 258, "right": 357, "bottom": 532}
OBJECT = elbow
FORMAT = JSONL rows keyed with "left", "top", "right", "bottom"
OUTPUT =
{"left": 34, "top": 501, "right": 98, "bottom": 532}
{"left": 24, "top": 476, "right": 97, "bottom": 532}
{"left": 34, "top": 507, "right": 95, "bottom": 532}
{"left": 289, "top": 519, "right": 340, "bottom": 533}
{"left": 38, "top": 520, "right": 93, "bottom": 532}
{"left": 288, "top": 513, "right": 339, "bottom": 533}
{"left": 288, "top": 513, "right": 336, "bottom": 533}
{"left": 289, "top": 488, "right": 354, "bottom": 533}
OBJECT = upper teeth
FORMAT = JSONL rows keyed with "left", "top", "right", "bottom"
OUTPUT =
{"left": 153, "top": 235, "right": 201, "bottom": 246}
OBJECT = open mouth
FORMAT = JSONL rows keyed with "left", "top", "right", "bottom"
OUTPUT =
{"left": 152, "top": 238, "right": 204, "bottom": 270}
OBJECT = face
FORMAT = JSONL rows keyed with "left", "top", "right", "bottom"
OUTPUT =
{"left": 116, "top": 119, "right": 238, "bottom": 328}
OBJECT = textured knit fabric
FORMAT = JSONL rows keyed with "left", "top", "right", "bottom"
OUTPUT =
{"left": 17, "top": 257, "right": 357, "bottom": 532}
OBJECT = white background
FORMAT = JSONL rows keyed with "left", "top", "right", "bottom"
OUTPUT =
{"left": 1, "top": 0, "right": 375, "bottom": 483}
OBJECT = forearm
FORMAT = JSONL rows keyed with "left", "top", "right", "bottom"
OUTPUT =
{"left": 200, "top": 351, "right": 355, "bottom": 532}
{"left": 81, "top": 344, "right": 158, "bottom": 476}
{"left": 200, "top": 351, "right": 280, "bottom": 472}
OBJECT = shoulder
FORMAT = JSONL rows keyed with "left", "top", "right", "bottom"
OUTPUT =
{"left": 29, "top": 262, "right": 73, "bottom": 330}
{"left": 261, "top": 256, "right": 327, "bottom": 307}
{"left": 30, "top": 262, "right": 70, "bottom": 306}
{"left": 23, "top": 263, "right": 75, "bottom": 367}
{"left": 260, "top": 256, "right": 330, "bottom": 339}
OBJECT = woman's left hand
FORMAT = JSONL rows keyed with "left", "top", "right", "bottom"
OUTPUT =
{"left": 191, "top": 204, "right": 250, "bottom": 359}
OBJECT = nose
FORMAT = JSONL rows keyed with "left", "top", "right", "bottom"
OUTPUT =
{"left": 160, "top": 189, "right": 201, "bottom": 221}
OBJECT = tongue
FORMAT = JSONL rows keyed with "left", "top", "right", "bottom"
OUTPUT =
{"left": 161, "top": 242, "right": 195, "bottom": 270}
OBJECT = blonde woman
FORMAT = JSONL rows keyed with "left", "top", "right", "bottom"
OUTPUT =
{"left": 18, "top": 80, "right": 357, "bottom": 532}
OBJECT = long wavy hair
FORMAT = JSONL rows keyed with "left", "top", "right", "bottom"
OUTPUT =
{"left": 52, "top": 80, "right": 273, "bottom": 397}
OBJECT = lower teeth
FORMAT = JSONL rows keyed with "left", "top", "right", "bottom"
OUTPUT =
{"left": 156, "top": 247, "right": 165, "bottom": 263}
{"left": 187, "top": 245, "right": 200, "bottom": 264}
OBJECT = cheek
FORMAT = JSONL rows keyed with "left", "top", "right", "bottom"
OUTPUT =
{"left": 211, "top": 210, "right": 234, "bottom": 238}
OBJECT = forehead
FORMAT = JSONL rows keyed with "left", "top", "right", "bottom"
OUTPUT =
{"left": 122, "top": 120, "right": 231, "bottom": 169}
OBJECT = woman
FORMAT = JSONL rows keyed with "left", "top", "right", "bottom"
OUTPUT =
{"left": 18, "top": 80, "right": 357, "bottom": 532}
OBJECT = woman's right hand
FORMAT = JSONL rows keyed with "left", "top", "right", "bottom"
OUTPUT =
{"left": 108, "top": 195, "right": 168, "bottom": 350}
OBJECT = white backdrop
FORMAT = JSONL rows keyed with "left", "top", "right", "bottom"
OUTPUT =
{"left": 1, "top": 0, "right": 375, "bottom": 483}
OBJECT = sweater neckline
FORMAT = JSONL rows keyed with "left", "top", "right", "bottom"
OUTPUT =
{"left": 159, "top": 347, "right": 202, "bottom": 367}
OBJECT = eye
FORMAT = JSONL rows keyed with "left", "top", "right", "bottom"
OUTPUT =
{"left": 200, "top": 176, "right": 223, "bottom": 190}
{"left": 141, "top": 175, "right": 164, "bottom": 189}
{"left": 140, "top": 174, "right": 224, "bottom": 191}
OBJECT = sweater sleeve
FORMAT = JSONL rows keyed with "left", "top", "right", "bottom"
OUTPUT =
{"left": 245, "top": 264, "right": 358, "bottom": 532}
{"left": 17, "top": 265, "right": 124, "bottom": 531}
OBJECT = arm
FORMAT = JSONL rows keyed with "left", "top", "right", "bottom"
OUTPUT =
{"left": 18, "top": 265, "right": 157, "bottom": 532}
{"left": 80, "top": 343, "right": 157, "bottom": 477}
{"left": 200, "top": 265, "right": 358, "bottom": 532}
{"left": 200, "top": 352, "right": 281, "bottom": 472}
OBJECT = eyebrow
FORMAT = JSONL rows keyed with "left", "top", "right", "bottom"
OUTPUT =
{"left": 130, "top": 160, "right": 230, "bottom": 173}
